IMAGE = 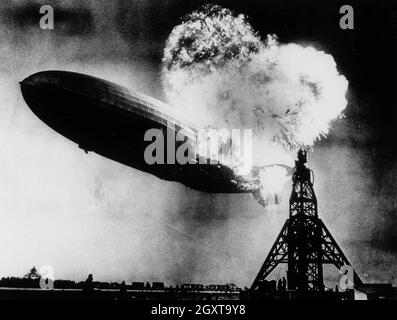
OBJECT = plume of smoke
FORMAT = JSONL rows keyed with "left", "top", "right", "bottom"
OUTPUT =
{"left": 162, "top": 4, "right": 349, "bottom": 205}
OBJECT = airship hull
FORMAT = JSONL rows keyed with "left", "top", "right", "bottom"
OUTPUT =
{"left": 20, "top": 71, "right": 253, "bottom": 193}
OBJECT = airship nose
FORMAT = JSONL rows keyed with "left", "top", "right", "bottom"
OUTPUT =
{"left": 20, "top": 72, "right": 57, "bottom": 116}
{"left": 21, "top": 70, "right": 67, "bottom": 89}
{"left": 20, "top": 71, "right": 88, "bottom": 141}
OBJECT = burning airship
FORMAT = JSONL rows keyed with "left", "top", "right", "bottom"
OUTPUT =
{"left": 20, "top": 70, "right": 256, "bottom": 194}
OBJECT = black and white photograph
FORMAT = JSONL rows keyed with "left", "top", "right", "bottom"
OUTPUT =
{"left": 0, "top": 0, "right": 396, "bottom": 315}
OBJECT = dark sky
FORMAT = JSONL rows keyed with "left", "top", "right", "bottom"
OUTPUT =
{"left": 0, "top": 0, "right": 396, "bottom": 286}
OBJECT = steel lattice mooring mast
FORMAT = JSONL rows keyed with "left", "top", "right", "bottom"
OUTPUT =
{"left": 251, "top": 149, "right": 362, "bottom": 293}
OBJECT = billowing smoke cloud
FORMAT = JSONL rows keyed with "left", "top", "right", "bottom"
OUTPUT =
{"left": 162, "top": 4, "right": 349, "bottom": 204}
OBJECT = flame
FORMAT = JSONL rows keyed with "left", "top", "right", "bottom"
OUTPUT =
{"left": 162, "top": 4, "right": 348, "bottom": 206}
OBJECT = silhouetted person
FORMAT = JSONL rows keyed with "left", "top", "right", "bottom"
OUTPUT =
{"left": 282, "top": 277, "right": 287, "bottom": 291}
{"left": 83, "top": 274, "right": 94, "bottom": 292}
{"left": 120, "top": 281, "right": 126, "bottom": 293}
{"left": 118, "top": 281, "right": 127, "bottom": 300}
{"left": 277, "top": 279, "right": 283, "bottom": 291}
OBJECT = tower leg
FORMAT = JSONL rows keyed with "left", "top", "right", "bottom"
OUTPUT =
{"left": 319, "top": 219, "right": 363, "bottom": 286}
{"left": 251, "top": 220, "right": 288, "bottom": 290}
